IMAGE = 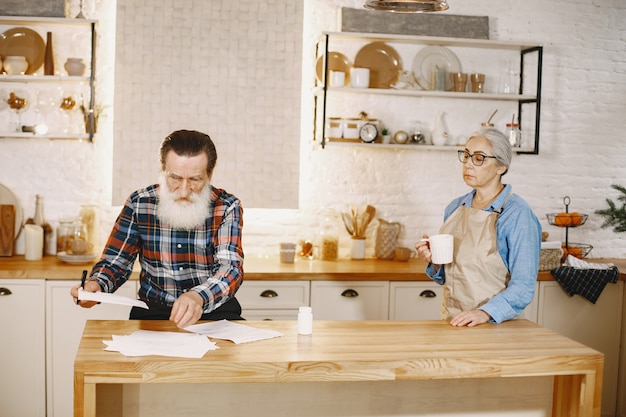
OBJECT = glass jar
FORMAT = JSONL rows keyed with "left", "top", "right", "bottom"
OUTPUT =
{"left": 79, "top": 204, "right": 99, "bottom": 253}
{"left": 318, "top": 209, "right": 339, "bottom": 261}
{"left": 56, "top": 218, "right": 75, "bottom": 254}
{"left": 506, "top": 123, "right": 522, "bottom": 147}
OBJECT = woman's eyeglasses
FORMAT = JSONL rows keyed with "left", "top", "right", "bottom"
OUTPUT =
{"left": 458, "top": 150, "right": 497, "bottom": 166}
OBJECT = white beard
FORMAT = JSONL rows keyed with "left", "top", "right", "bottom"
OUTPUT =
{"left": 156, "top": 175, "right": 212, "bottom": 229}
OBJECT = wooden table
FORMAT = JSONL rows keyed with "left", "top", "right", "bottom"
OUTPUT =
{"left": 74, "top": 319, "right": 603, "bottom": 417}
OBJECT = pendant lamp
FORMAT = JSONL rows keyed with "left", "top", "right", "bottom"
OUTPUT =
{"left": 364, "top": 0, "right": 449, "bottom": 13}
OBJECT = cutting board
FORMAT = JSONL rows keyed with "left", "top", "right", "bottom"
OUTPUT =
{"left": 0, "top": 204, "right": 15, "bottom": 256}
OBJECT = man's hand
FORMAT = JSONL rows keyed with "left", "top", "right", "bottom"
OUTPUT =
{"left": 70, "top": 280, "right": 101, "bottom": 308}
{"left": 449, "top": 309, "right": 491, "bottom": 327}
{"left": 170, "top": 291, "right": 204, "bottom": 328}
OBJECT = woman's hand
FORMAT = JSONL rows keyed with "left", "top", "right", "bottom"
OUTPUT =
{"left": 415, "top": 234, "right": 432, "bottom": 263}
{"left": 450, "top": 309, "right": 491, "bottom": 327}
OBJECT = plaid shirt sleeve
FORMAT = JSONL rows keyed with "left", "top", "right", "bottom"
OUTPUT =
{"left": 90, "top": 184, "right": 244, "bottom": 314}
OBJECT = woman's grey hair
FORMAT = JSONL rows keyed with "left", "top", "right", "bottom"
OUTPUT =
{"left": 468, "top": 127, "right": 512, "bottom": 175}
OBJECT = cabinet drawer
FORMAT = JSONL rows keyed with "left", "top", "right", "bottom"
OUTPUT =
{"left": 236, "top": 280, "right": 310, "bottom": 309}
{"left": 311, "top": 281, "right": 389, "bottom": 320}
{"left": 243, "top": 309, "right": 300, "bottom": 321}
{"left": 389, "top": 281, "right": 443, "bottom": 320}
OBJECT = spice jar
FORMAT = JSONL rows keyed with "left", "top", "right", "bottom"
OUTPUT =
{"left": 318, "top": 209, "right": 339, "bottom": 261}
{"left": 56, "top": 218, "right": 75, "bottom": 253}
{"left": 505, "top": 123, "right": 522, "bottom": 147}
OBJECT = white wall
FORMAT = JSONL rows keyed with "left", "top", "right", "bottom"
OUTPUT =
{"left": 1, "top": 0, "right": 624, "bottom": 260}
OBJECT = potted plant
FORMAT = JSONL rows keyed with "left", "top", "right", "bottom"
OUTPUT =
{"left": 381, "top": 128, "right": 391, "bottom": 144}
{"left": 595, "top": 184, "right": 626, "bottom": 233}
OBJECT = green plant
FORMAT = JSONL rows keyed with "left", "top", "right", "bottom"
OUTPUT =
{"left": 596, "top": 184, "right": 626, "bottom": 234}
{"left": 381, "top": 128, "right": 389, "bottom": 136}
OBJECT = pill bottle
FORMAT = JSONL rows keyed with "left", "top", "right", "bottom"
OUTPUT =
{"left": 298, "top": 306, "right": 313, "bottom": 335}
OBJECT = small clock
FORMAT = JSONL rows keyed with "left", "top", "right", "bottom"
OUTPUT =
{"left": 359, "top": 122, "right": 378, "bottom": 143}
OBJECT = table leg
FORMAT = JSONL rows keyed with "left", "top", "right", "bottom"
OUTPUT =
{"left": 74, "top": 372, "right": 96, "bottom": 417}
{"left": 552, "top": 371, "right": 602, "bottom": 417}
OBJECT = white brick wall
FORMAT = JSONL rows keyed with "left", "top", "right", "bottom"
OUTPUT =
{"left": 0, "top": 0, "right": 624, "bottom": 260}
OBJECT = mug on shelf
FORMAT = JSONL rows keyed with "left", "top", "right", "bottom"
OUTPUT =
{"left": 350, "top": 67, "right": 370, "bottom": 88}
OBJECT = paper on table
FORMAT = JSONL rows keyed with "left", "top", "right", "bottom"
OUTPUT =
{"left": 103, "top": 330, "right": 218, "bottom": 358}
{"left": 185, "top": 319, "right": 283, "bottom": 344}
{"left": 78, "top": 288, "right": 149, "bottom": 309}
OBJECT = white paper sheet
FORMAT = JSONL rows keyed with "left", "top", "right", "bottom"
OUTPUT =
{"left": 185, "top": 319, "right": 283, "bottom": 344}
{"left": 103, "top": 330, "right": 218, "bottom": 358}
{"left": 78, "top": 288, "right": 149, "bottom": 309}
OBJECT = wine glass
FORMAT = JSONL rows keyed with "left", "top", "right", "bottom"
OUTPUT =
{"left": 60, "top": 90, "right": 78, "bottom": 134}
{"left": 36, "top": 88, "right": 61, "bottom": 133}
{"left": 7, "top": 89, "right": 29, "bottom": 132}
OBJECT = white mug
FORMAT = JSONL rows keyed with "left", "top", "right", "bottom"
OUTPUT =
{"left": 423, "top": 234, "right": 454, "bottom": 264}
{"left": 329, "top": 70, "right": 345, "bottom": 87}
{"left": 350, "top": 67, "right": 370, "bottom": 88}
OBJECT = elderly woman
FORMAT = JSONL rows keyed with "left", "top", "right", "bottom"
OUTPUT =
{"left": 415, "top": 127, "right": 541, "bottom": 327}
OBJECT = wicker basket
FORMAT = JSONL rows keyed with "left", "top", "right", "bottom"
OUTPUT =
{"left": 539, "top": 248, "right": 562, "bottom": 271}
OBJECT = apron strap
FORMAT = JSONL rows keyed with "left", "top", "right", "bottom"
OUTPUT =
{"left": 493, "top": 189, "right": 513, "bottom": 214}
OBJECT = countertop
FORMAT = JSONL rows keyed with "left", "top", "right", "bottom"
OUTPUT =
{"left": 1, "top": 255, "right": 624, "bottom": 281}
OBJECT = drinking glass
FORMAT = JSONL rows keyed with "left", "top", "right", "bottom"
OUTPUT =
{"left": 36, "top": 88, "right": 61, "bottom": 132}
{"left": 7, "top": 89, "right": 29, "bottom": 132}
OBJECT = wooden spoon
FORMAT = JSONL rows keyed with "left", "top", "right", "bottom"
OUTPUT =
{"left": 341, "top": 212, "right": 355, "bottom": 236}
{"left": 364, "top": 205, "right": 376, "bottom": 229}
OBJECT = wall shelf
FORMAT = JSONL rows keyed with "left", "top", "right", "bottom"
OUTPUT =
{"left": 0, "top": 16, "right": 97, "bottom": 142}
{"left": 314, "top": 31, "right": 543, "bottom": 154}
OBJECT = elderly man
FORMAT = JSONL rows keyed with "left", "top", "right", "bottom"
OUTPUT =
{"left": 71, "top": 130, "right": 244, "bottom": 327}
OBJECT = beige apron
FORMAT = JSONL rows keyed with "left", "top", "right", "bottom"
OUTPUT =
{"left": 438, "top": 196, "right": 511, "bottom": 320}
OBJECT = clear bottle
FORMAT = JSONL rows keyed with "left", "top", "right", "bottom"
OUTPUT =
{"left": 318, "top": 209, "right": 339, "bottom": 261}
{"left": 26, "top": 195, "right": 54, "bottom": 256}
{"left": 498, "top": 59, "right": 519, "bottom": 94}
{"left": 506, "top": 123, "right": 522, "bottom": 147}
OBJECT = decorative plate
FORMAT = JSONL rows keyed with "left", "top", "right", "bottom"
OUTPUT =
{"left": 0, "top": 183, "right": 23, "bottom": 240}
{"left": 315, "top": 51, "right": 352, "bottom": 86}
{"left": 412, "top": 46, "right": 461, "bottom": 91}
{"left": 57, "top": 251, "right": 98, "bottom": 264}
{"left": 0, "top": 27, "right": 45, "bottom": 74}
{"left": 354, "top": 42, "right": 402, "bottom": 89}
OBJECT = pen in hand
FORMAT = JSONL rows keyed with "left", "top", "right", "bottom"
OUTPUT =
{"left": 76, "top": 269, "right": 88, "bottom": 305}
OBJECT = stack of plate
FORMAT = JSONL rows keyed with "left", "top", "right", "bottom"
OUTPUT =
{"left": 0, "top": 27, "right": 45, "bottom": 74}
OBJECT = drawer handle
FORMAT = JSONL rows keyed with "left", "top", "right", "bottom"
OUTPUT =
{"left": 341, "top": 289, "right": 359, "bottom": 298}
{"left": 0, "top": 287, "right": 12, "bottom": 296}
{"left": 419, "top": 290, "right": 437, "bottom": 298}
{"left": 260, "top": 289, "right": 278, "bottom": 298}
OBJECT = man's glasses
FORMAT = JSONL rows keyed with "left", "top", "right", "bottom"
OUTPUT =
{"left": 458, "top": 150, "right": 497, "bottom": 166}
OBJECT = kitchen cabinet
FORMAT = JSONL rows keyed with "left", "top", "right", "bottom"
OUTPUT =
{"left": 538, "top": 280, "right": 623, "bottom": 417}
{"left": 314, "top": 32, "right": 542, "bottom": 154}
{"left": 389, "top": 281, "right": 539, "bottom": 322}
{"left": 45, "top": 280, "right": 137, "bottom": 417}
{"left": 0, "top": 16, "right": 97, "bottom": 141}
{"left": 311, "top": 280, "right": 389, "bottom": 320}
{"left": 0, "top": 279, "right": 46, "bottom": 417}
{"left": 236, "top": 280, "right": 310, "bottom": 321}
{"left": 389, "top": 281, "right": 442, "bottom": 320}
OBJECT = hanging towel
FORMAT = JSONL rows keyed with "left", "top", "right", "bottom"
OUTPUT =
{"left": 551, "top": 255, "right": 619, "bottom": 303}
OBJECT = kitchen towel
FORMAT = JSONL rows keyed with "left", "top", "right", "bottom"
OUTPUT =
{"left": 551, "top": 255, "right": 619, "bottom": 303}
